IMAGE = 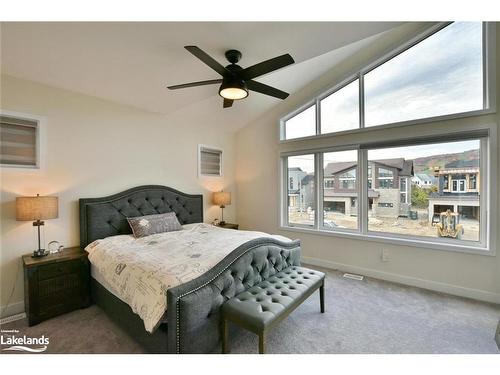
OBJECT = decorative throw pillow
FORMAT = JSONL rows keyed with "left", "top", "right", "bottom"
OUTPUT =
{"left": 127, "top": 212, "right": 182, "bottom": 238}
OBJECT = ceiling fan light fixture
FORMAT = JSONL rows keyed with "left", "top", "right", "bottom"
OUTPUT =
{"left": 168, "top": 46, "right": 294, "bottom": 108}
{"left": 218, "top": 80, "right": 248, "bottom": 100}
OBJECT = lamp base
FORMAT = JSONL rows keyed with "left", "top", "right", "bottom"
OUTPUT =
{"left": 219, "top": 221, "right": 226, "bottom": 226}
{"left": 32, "top": 249, "right": 48, "bottom": 258}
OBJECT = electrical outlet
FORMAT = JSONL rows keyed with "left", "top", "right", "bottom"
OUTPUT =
{"left": 381, "top": 249, "right": 390, "bottom": 262}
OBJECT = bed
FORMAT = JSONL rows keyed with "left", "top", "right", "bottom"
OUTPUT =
{"left": 79, "top": 185, "right": 301, "bottom": 353}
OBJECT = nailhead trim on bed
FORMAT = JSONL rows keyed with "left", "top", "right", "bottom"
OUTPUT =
{"left": 174, "top": 242, "right": 299, "bottom": 353}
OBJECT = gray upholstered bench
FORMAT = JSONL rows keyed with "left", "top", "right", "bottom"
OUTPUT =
{"left": 221, "top": 266, "right": 325, "bottom": 354}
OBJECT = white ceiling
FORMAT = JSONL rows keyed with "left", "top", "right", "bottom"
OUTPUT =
{"left": 1, "top": 22, "right": 407, "bottom": 131}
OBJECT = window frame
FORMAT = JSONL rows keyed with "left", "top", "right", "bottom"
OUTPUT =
{"left": 279, "top": 22, "right": 496, "bottom": 143}
{"left": 282, "top": 153, "right": 318, "bottom": 229}
{"left": 0, "top": 110, "right": 45, "bottom": 169}
{"left": 279, "top": 132, "right": 496, "bottom": 256}
{"left": 197, "top": 144, "right": 223, "bottom": 178}
{"left": 320, "top": 149, "right": 360, "bottom": 232}
{"left": 400, "top": 178, "right": 408, "bottom": 204}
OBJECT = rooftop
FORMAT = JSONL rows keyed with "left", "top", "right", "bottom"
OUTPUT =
{"left": 324, "top": 158, "right": 414, "bottom": 177}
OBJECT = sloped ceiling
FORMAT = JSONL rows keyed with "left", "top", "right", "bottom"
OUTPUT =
{"left": 1, "top": 22, "right": 406, "bottom": 130}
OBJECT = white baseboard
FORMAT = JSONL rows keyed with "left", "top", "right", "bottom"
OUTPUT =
{"left": 0, "top": 312, "right": 26, "bottom": 325}
{"left": 302, "top": 256, "right": 500, "bottom": 304}
{"left": 0, "top": 301, "right": 25, "bottom": 320}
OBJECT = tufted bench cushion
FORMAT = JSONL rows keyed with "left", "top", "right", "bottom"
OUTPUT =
{"left": 221, "top": 266, "right": 325, "bottom": 353}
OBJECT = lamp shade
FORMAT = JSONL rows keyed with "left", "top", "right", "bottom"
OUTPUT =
{"left": 16, "top": 195, "right": 58, "bottom": 221}
{"left": 213, "top": 191, "right": 231, "bottom": 207}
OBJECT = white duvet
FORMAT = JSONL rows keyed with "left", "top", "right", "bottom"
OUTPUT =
{"left": 85, "top": 223, "right": 290, "bottom": 332}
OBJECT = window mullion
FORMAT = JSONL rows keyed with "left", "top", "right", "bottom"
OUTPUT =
{"left": 283, "top": 157, "right": 288, "bottom": 227}
{"left": 359, "top": 72, "right": 365, "bottom": 129}
{"left": 317, "top": 152, "right": 324, "bottom": 230}
{"left": 480, "top": 138, "right": 488, "bottom": 246}
{"left": 316, "top": 99, "right": 321, "bottom": 136}
{"left": 359, "top": 148, "right": 368, "bottom": 234}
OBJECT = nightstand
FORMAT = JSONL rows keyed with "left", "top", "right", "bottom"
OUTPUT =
{"left": 218, "top": 223, "right": 239, "bottom": 230}
{"left": 23, "top": 246, "right": 91, "bottom": 326}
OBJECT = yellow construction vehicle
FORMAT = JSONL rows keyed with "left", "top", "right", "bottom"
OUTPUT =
{"left": 436, "top": 209, "right": 463, "bottom": 239}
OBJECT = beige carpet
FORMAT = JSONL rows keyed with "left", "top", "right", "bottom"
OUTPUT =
{"left": 2, "top": 267, "right": 499, "bottom": 354}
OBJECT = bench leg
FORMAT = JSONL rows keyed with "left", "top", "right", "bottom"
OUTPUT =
{"left": 319, "top": 282, "right": 325, "bottom": 313}
{"left": 258, "top": 331, "right": 265, "bottom": 354}
{"left": 222, "top": 319, "right": 230, "bottom": 354}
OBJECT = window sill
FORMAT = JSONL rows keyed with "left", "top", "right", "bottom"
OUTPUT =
{"left": 278, "top": 225, "right": 494, "bottom": 257}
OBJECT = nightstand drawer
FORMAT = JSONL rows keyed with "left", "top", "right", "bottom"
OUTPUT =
{"left": 38, "top": 260, "right": 81, "bottom": 280}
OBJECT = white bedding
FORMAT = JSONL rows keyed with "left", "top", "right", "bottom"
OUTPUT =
{"left": 85, "top": 223, "right": 290, "bottom": 332}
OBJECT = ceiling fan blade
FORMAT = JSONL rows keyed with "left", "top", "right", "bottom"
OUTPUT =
{"left": 247, "top": 80, "right": 289, "bottom": 100}
{"left": 167, "top": 79, "right": 222, "bottom": 90}
{"left": 185, "top": 46, "right": 229, "bottom": 77}
{"left": 240, "top": 54, "right": 294, "bottom": 81}
{"left": 223, "top": 98, "right": 234, "bottom": 108}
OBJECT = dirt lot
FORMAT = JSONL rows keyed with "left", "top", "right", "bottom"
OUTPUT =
{"left": 289, "top": 210, "right": 480, "bottom": 242}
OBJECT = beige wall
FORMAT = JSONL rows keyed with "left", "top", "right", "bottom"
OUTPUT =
{"left": 235, "top": 24, "right": 500, "bottom": 303}
{"left": 0, "top": 75, "right": 237, "bottom": 316}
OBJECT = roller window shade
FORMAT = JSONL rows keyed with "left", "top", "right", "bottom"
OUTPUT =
{"left": 199, "top": 147, "right": 222, "bottom": 176}
{"left": 1, "top": 115, "right": 38, "bottom": 167}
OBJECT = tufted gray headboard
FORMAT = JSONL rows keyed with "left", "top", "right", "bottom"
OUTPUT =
{"left": 79, "top": 185, "right": 203, "bottom": 248}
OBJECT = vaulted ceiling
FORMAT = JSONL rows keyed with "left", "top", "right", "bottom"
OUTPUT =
{"left": 1, "top": 22, "right": 413, "bottom": 131}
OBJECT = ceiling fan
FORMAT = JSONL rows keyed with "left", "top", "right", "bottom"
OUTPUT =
{"left": 167, "top": 46, "right": 295, "bottom": 108}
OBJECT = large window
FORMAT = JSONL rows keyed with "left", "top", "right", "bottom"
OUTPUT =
{"left": 280, "top": 22, "right": 489, "bottom": 141}
{"left": 286, "top": 154, "right": 315, "bottom": 227}
{"left": 279, "top": 22, "right": 494, "bottom": 253}
{"left": 282, "top": 137, "right": 488, "bottom": 251}
{"left": 323, "top": 150, "right": 358, "bottom": 230}
{"left": 367, "top": 139, "right": 482, "bottom": 243}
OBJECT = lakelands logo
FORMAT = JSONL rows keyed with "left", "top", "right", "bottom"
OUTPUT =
{"left": 1, "top": 329, "right": 49, "bottom": 353}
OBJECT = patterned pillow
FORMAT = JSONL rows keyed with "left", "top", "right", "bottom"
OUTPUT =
{"left": 127, "top": 212, "right": 182, "bottom": 238}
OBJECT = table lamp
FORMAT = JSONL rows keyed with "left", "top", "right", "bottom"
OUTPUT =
{"left": 213, "top": 191, "right": 231, "bottom": 225}
{"left": 16, "top": 194, "right": 59, "bottom": 258}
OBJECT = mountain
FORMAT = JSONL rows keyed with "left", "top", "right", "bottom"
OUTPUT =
{"left": 411, "top": 149, "right": 479, "bottom": 175}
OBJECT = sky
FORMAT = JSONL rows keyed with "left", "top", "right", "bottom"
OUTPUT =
{"left": 285, "top": 22, "right": 483, "bottom": 140}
